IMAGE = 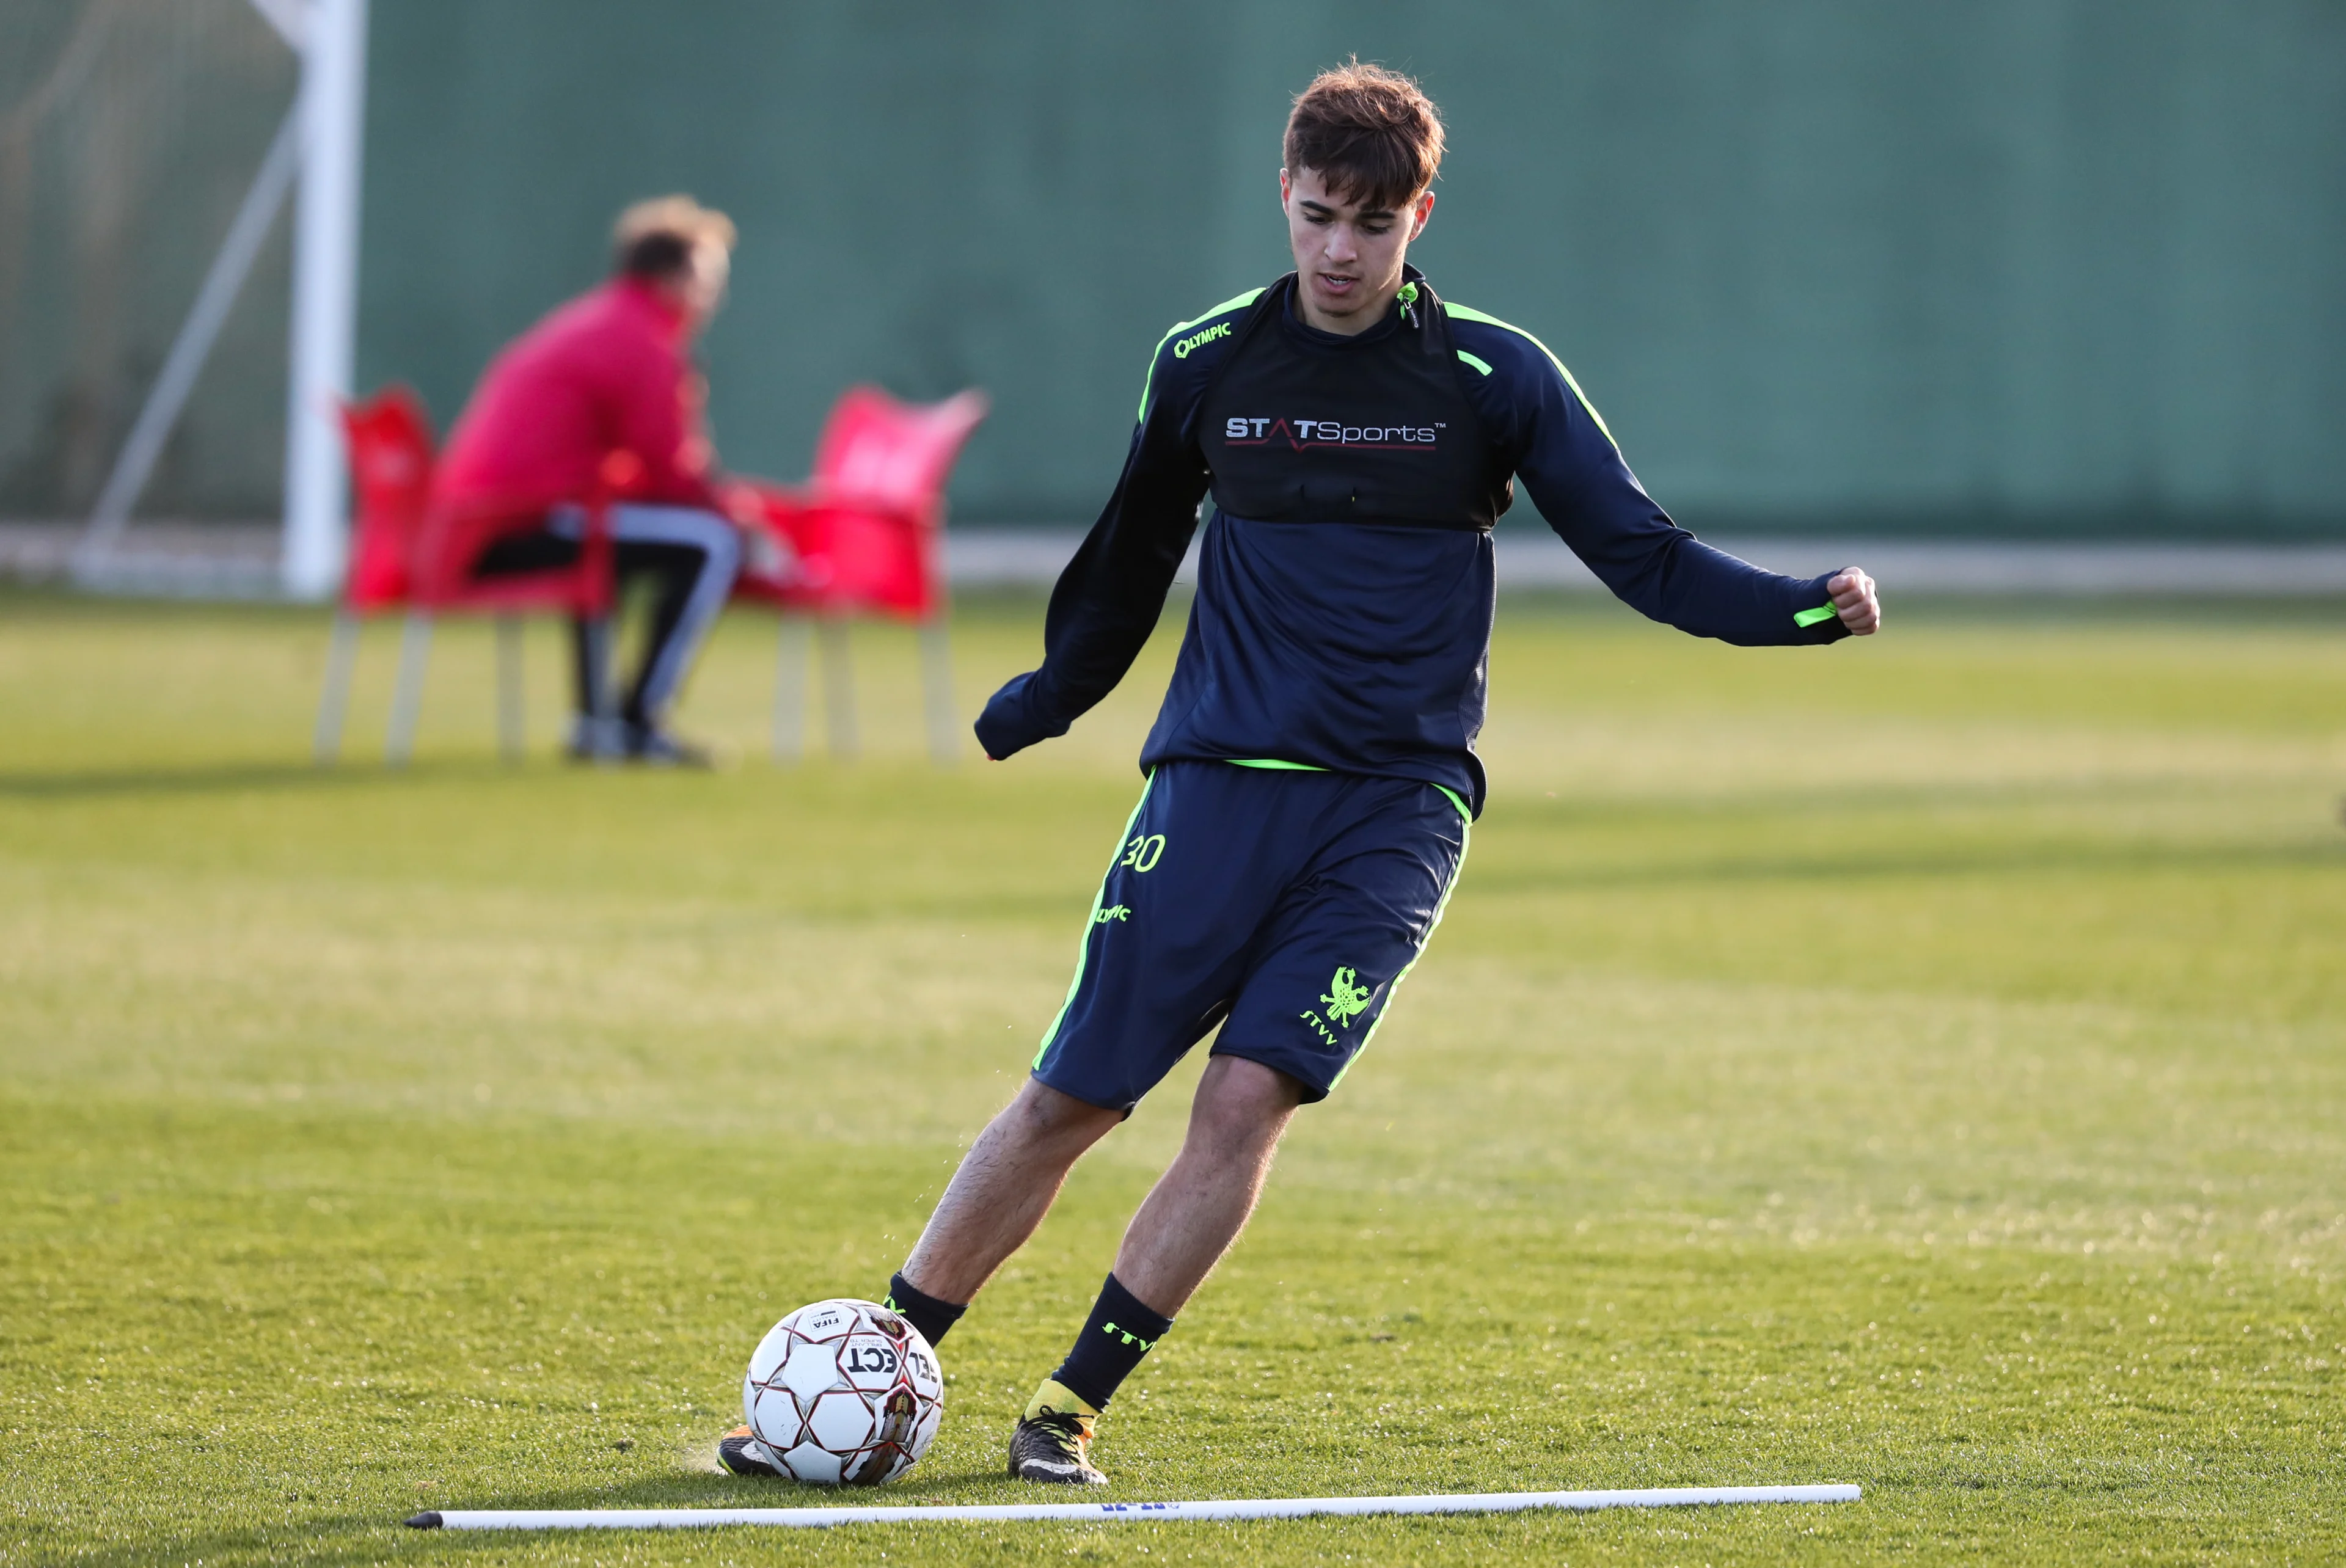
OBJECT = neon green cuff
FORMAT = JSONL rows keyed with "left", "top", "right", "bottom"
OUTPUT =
{"left": 1792, "top": 604, "right": 1839, "bottom": 628}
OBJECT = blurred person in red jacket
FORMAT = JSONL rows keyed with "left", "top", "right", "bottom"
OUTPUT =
{"left": 434, "top": 195, "right": 745, "bottom": 765}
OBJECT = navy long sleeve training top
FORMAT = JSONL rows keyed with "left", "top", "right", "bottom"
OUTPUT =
{"left": 977, "top": 273, "right": 1846, "bottom": 814}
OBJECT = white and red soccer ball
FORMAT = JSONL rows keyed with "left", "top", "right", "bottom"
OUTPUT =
{"left": 740, "top": 1299, "right": 943, "bottom": 1486}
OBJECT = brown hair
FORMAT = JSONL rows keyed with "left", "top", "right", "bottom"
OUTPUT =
{"left": 1283, "top": 59, "right": 1445, "bottom": 210}
{"left": 611, "top": 195, "right": 737, "bottom": 280}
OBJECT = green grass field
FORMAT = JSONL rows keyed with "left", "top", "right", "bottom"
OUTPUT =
{"left": 3, "top": 587, "right": 2341, "bottom": 1565}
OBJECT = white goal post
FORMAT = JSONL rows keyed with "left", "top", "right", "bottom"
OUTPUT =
{"left": 74, "top": 0, "right": 367, "bottom": 602}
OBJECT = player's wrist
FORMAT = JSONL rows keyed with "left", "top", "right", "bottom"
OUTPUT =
{"left": 974, "top": 675, "right": 1051, "bottom": 760}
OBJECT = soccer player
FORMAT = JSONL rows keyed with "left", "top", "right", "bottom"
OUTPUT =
{"left": 723, "top": 61, "right": 1881, "bottom": 1485}
{"left": 434, "top": 196, "right": 745, "bottom": 765}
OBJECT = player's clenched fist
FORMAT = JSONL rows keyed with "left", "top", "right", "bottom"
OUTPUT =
{"left": 1827, "top": 568, "right": 1881, "bottom": 635}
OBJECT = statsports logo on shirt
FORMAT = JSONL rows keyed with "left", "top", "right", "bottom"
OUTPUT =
{"left": 1221, "top": 417, "right": 1445, "bottom": 450}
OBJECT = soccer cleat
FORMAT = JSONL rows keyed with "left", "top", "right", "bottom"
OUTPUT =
{"left": 625, "top": 723, "right": 714, "bottom": 769}
{"left": 717, "top": 1424, "right": 786, "bottom": 1479}
{"left": 565, "top": 713, "right": 627, "bottom": 764}
{"left": 1006, "top": 1379, "right": 1108, "bottom": 1485}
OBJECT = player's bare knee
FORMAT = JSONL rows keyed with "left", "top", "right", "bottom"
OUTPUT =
{"left": 998, "top": 1076, "right": 1119, "bottom": 1154}
{"left": 1184, "top": 1057, "right": 1301, "bottom": 1158}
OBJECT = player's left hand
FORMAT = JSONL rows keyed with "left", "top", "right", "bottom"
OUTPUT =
{"left": 1827, "top": 568, "right": 1880, "bottom": 635}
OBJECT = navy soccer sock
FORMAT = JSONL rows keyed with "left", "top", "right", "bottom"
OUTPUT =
{"left": 883, "top": 1271, "right": 967, "bottom": 1349}
{"left": 1050, "top": 1273, "right": 1175, "bottom": 1411}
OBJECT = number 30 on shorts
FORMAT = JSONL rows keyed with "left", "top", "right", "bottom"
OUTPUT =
{"left": 1121, "top": 833, "right": 1166, "bottom": 872}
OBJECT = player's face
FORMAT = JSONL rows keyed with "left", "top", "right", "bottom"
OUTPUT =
{"left": 678, "top": 242, "right": 731, "bottom": 335}
{"left": 1280, "top": 167, "right": 1435, "bottom": 336}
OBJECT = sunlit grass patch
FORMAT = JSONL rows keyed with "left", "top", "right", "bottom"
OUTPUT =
{"left": 2, "top": 590, "right": 2339, "bottom": 1564}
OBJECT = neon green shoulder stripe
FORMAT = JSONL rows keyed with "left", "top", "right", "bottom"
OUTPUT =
{"left": 1136, "top": 288, "right": 1265, "bottom": 420}
{"left": 1443, "top": 302, "right": 1617, "bottom": 449}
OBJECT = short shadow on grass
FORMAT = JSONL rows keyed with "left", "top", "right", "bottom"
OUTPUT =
{"left": 384, "top": 1463, "right": 1174, "bottom": 1535}
{"left": 444, "top": 1464, "right": 1070, "bottom": 1512}
{"left": 0, "top": 759, "right": 524, "bottom": 801}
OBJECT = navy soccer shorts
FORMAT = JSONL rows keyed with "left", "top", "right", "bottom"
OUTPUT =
{"left": 1030, "top": 760, "right": 1471, "bottom": 1112}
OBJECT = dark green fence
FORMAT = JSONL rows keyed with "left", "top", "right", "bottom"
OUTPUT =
{"left": 12, "top": 2, "right": 2345, "bottom": 536}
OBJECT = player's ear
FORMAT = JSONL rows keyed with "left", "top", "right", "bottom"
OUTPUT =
{"left": 1279, "top": 167, "right": 1292, "bottom": 208}
{"left": 1409, "top": 188, "right": 1436, "bottom": 241}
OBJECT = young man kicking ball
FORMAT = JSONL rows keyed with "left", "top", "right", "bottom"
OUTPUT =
{"left": 725, "top": 60, "right": 1882, "bottom": 1485}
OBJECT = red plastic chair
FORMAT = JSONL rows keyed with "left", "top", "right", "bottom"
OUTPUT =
{"left": 734, "top": 386, "right": 988, "bottom": 762}
{"left": 313, "top": 385, "right": 618, "bottom": 765}
{"left": 340, "top": 386, "right": 435, "bottom": 611}
{"left": 314, "top": 386, "right": 433, "bottom": 762}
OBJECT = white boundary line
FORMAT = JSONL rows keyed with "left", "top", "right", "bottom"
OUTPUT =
{"left": 411, "top": 1483, "right": 1860, "bottom": 1531}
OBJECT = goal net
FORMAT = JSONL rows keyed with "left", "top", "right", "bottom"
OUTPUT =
{"left": 0, "top": 0, "right": 296, "bottom": 593}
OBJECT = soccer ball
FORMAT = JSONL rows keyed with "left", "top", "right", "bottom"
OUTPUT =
{"left": 740, "top": 1299, "right": 944, "bottom": 1486}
